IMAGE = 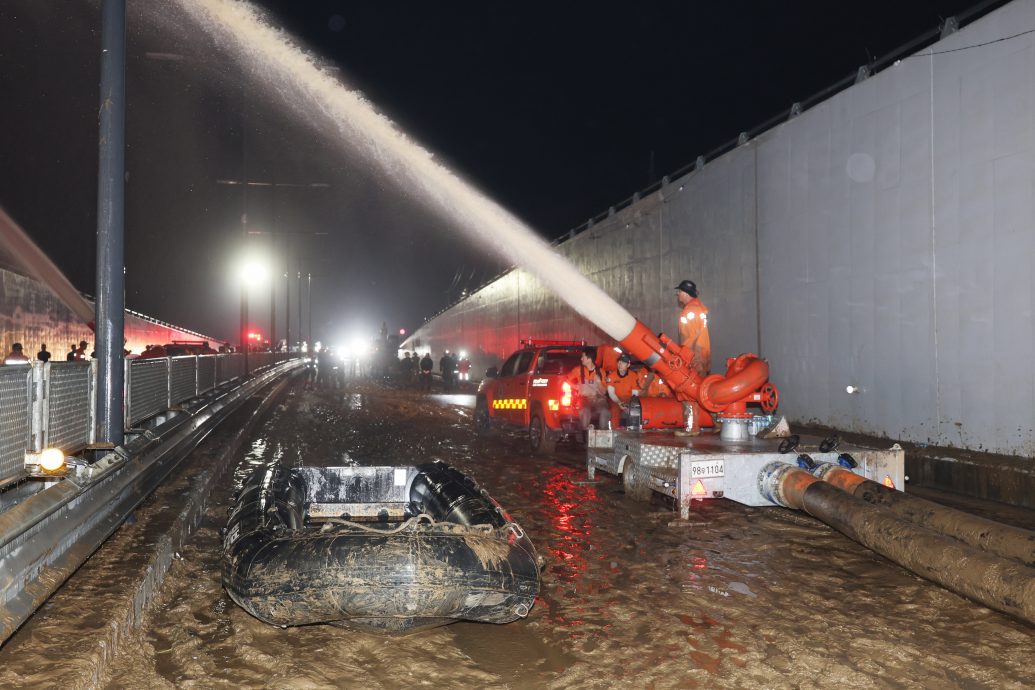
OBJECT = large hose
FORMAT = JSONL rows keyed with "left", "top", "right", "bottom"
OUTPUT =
{"left": 760, "top": 463, "right": 1035, "bottom": 625}
{"left": 698, "top": 356, "right": 769, "bottom": 409}
{"left": 813, "top": 462, "right": 1035, "bottom": 568}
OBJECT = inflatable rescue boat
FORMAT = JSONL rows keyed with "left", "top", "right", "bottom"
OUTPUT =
{"left": 222, "top": 461, "right": 540, "bottom": 633}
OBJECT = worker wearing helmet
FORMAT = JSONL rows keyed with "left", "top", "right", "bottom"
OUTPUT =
{"left": 605, "top": 353, "right": 645, "bottom": 428}
{"left": 675, "top": 279, "right": 710, "bottom": 377}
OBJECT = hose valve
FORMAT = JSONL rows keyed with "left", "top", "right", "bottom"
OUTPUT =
{"left": 837, "top": 453, "right": 858, "bottom": 469}
{"left": 796, "top": 454, "right": 817, "bottom": 471}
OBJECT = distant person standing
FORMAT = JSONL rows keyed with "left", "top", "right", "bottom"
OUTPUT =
{"left": 36, "top": 343, "right": 51, "bottom": 363}
{"left": 4, "top": 343, "right": 30, "bottom": 365}
{"left": 439, "top": 351, "right": 455, "bottom": 390}
{"left": 419, "top": 352, "right": 434, "bottom": 391}
{"left": 66, "top": 343, "right": 77, "bottom": 361}
{"left": 457, "top": 356, "right": 471, "bottom": 383}
{"left": 75, "top": 340, "right": 89, "bottom": 361}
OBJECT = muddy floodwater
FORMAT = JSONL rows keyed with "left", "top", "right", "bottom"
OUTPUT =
{"left": 4, "top": 378, "right": 1035, "bottom": 689}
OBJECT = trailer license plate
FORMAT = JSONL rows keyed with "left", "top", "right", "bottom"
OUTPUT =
{"left": 691, "top": 459, "right": 725, "bottom": 479}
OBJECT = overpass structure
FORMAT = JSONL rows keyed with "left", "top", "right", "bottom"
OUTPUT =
{"left": 405, "top": 0, "right": 1035, "bottom": 459}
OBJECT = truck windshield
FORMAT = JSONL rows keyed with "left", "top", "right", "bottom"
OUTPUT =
{"left": 535, "top": 350, "right": 581, "bottom": 375}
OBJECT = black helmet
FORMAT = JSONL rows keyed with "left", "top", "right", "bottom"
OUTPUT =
{"left": 674, "top": 279, "right": 698, "bottom": 298}
{"left": 617, "top": 353, "right": 632, "bottom": 364}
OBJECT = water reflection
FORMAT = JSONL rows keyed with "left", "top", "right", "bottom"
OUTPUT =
{"left": 430, "top": 394, "right": 476, "bottom": 409}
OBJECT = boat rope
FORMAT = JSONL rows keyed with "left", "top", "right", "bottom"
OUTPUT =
{"left": 322, "top": 513, "right": 437, "bottom": 534}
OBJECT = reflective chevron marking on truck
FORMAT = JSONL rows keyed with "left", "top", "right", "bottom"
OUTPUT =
{"left": 492, "top": 399, "right": 528, "bottom": 410}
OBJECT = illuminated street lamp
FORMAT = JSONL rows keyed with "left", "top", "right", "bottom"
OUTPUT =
{"left": 236, "top": 252, "right": 268, "bottom": 375}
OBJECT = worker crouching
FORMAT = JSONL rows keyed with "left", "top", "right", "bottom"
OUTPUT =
{"left": 605, "top": 353, "right": 644, "bottom": 428}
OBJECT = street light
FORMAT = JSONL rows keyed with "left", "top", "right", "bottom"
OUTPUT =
{"left": 235, "top": 251, "right": 268, "bottom": 374}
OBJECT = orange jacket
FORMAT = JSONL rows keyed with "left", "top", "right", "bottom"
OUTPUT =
{"left": 566, "top": 364, "right": 605, "bottom": 399}
{"left": 678, "top": 298, "right": 711, "bottom": 375}
{"left": 606, "top": 368, "right": 645, "bottom": 405}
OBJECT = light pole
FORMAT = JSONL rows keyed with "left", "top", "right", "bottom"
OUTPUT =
{"left": 237, "top": 253, "right": 268, "bottom": 375}
{"left": 95, "top": 0, "right": 127, "bottom": 447}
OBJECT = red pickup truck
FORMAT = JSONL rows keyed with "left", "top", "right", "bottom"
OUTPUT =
{"left": 474, "top": 340, "right": 587, "bottom": 454}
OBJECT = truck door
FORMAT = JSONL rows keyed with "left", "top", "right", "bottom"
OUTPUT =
{"left": 509, "top": 350, "right": 535, "bottom": 424}
{"left": 494, "top": 351, "right": 533, "bottom": 425}
{"left": 493, "top": 353, "right": 521, "bottom": 424}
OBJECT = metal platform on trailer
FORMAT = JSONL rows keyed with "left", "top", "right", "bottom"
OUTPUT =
{"left": 587, "top": 429, "right": 905, "bottom": 516}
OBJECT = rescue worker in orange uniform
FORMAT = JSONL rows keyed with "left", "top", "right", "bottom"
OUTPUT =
{"left": 675, "top": 279, "right": 710, "bottom": 377}
{"left": 605, "top": 353, "right": 645, "bottom": 428}
{"left": 566, "top": 347, "right": 609, "bottom": 429}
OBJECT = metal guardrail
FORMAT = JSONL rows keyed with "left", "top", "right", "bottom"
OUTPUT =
{"left": 168, "top": 356, "right": 197, "bottom": 407}
{"left": 126, "top": 358, "right": 169, "bottom": 427}
{"left": 39, "top": 362, "right": 95, "bottom": 458}
{"left": 0, "top": 367, "right": 31, "bottom": 485}
{"left": 0, "top": 353, "right": 300, "bottom": 486}
{"left": 197, "top": 356, "right": 216, "bottom": 395}
{"left": 0, "top": 358, "right": 303, "bottom": 644}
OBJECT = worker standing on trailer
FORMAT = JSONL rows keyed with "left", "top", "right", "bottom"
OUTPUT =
{"left": 675, "top": 279, "right": 710, "bottom": 376}
{"left": 605, "top": 353, "right": 644, "bottom": 428}
{"left": 567, "top": 347, "right": 609, "bottom": 429}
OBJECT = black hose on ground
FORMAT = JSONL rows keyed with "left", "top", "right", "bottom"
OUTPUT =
{"left": 813, "top": 462, "right": 1035, "bottom": 568}
{"left": 760, "top": 463, "right": 1035, "bottom": 626}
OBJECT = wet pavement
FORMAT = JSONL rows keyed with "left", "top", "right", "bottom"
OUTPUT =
{"left": 5, "top": 377, "right": 1035, "bottom": 688}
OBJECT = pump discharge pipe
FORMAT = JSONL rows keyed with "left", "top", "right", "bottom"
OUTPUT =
{"left": 759, "top": 462, "right": 1035, "bottom": 625}
{"left": 810, "top": 460, "right": 1035, "bottom": 568}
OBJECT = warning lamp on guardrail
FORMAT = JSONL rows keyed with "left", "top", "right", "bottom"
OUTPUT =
{"left": 40, "top": 448, "right": 66, "bottom": 472}
{"left": 24, "top": 447, "right": 67, "bottom": 476}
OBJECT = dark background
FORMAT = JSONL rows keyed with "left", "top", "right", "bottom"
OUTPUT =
{"left": 0, "top": 0, "right": 992, "bottom": 345}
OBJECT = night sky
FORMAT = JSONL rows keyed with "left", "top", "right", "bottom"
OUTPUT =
{"left": 0, "top": 0, "right": 993, "bottom": 345}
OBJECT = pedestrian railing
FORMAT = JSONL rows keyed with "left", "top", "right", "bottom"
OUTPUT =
{"left": 0, "top": 352, "right": 300, "bottom": 486}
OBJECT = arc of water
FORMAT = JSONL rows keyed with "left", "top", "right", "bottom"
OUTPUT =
{"left": 174, "top": 0, "right": 637, "bottom": 343}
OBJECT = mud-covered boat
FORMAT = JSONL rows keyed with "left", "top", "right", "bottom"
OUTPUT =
{"left": 222, "top": 461, "right": 540, "bottom": 633}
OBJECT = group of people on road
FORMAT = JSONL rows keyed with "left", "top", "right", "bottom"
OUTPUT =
{"left": 566, "top": 278, "right": 711, "bottom": 430}
{"left": 395, "top": 350, "right": 471, "bottom": 392}
{"left": 2, "top": 340, "right": 92, "bottom": 366}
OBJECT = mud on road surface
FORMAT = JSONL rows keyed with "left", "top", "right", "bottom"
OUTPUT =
{"left": 85, "top": 379, "right": 1035, "bottom": 688}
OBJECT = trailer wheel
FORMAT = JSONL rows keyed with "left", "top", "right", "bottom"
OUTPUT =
{"left": 622, "top": 460, "right": 652, "bottom": 502}
{"left": 529, "top": 413, "right": 556, "bottom": 455}
{"left": 474, "top": 399, "right": 492, "bottom": 436}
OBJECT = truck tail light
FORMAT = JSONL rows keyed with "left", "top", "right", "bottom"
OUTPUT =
{"left": 561, "top": 381, "right": 572, "bottom": 407}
